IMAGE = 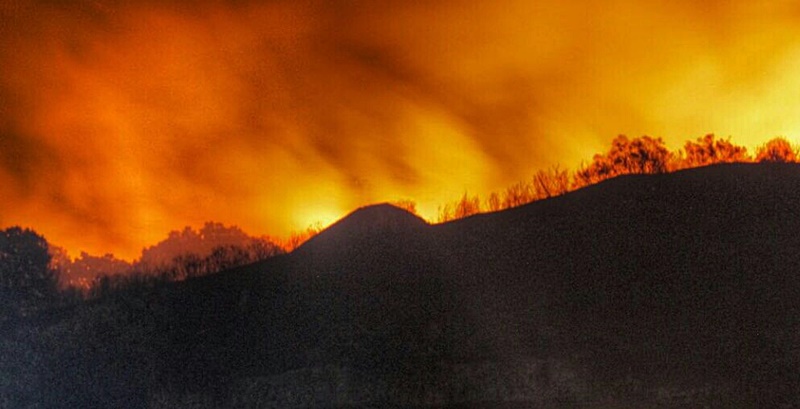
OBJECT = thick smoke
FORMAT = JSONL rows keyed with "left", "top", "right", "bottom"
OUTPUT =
{"left": 1, "top": 0, "right": 800, "bottom": 258}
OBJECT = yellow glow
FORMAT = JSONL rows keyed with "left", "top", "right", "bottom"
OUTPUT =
{"left": 2, "top": 1, "right": 800, "bottom": 259}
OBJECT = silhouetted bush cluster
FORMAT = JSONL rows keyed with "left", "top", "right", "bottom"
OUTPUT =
{"left": 678, "top": 134, "right": 750, "bottom": 168}
{"left": 46, "top": 222, "right": 287, "bottom": 298}
{"left": 755, "top": 137, "right": 799, "bottom": 163}
{"left": 159, "top": 241, "right": 281, "bottom": 280}
{"left": 574, "top": 135, "right": 673, "bottom": 188}
{"left": 437, "top": 134, "right": 799, "bottom": 223}
{"left": 137, "top": 222, "right": 283, "bottom": 269}
{"left": 79, "top": 241, "right": 284, "bottom": 299}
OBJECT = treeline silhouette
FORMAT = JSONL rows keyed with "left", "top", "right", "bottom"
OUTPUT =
{"left": 46, "top": 223, "right": 294, "bottom": 299}
{"left": 436, "top": 134, "right": 799, "bottom": 222}
{"left": 38, "top": 219, "right": 328, "bottom": 301}
{"left": 2, "top": 134, "right": 798, "bottom": 301}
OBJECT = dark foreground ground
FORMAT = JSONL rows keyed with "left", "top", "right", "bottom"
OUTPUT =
{"left": 3, "top": 163, "right": 800, "bottom": 408}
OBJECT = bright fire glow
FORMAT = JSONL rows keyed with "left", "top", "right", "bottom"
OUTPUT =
{"left": 2, "top": 1, "right": 800, "bottom": 260}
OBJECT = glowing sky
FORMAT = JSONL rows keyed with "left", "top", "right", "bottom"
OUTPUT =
{"left": 2, "top": 0, "right": 800, "bottom": 260}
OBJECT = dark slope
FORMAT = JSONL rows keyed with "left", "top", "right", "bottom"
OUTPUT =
{"left": 428, "top": 164, "right": 800, "bottom": 399}
{"left": 168, "top": 164, "right": 800, "bottom": 407}
{"left": 157, "top": 204, "right": 444, "bottom": 387}
{"left": 30, "top": 163, "right": 800, "bottom": 408}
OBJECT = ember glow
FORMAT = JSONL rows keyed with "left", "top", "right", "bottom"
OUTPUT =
{"left": 2, "top": 0, "right": 800, "bottom": 260}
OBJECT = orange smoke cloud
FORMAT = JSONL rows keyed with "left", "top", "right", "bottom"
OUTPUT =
{"left": 1, "top": 0, "right": 800, "bottom": 260}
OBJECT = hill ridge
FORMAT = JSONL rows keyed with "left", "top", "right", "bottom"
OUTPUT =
{"left": 19, "top": 163, "right": 800, "bottom": 408}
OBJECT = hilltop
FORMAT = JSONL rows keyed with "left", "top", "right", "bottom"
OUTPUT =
{"left": 290, "top": 203, "right": 430, "bottom": 273}
{"left": 5, "top": 163, "right": 800, "bottom": 408}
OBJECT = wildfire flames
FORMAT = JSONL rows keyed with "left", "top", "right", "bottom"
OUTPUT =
{"left": 2, "top": 0, "right": 800, "bottom": 260}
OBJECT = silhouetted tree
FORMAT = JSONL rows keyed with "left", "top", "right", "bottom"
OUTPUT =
{"left": 0, "top": 227, "right": 58, "bottom": 319}
{"left": 755, "top": 137, "right": 798, "bottom": 163}
{"left": 574, "top": 135, "right": 672, "bottom": 188}
{"left": 679, "top": 134, "right": 750, "bottom": 168}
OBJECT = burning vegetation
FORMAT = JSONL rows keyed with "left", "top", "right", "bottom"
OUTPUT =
{"left": 436, "top": 134, "right": 799, "bottom": 222}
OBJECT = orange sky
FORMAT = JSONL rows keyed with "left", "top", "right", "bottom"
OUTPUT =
{"left": 2, "top": 0, "right": 800, "bottom": 260}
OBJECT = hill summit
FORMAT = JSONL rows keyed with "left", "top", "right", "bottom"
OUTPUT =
{"left": 317, "top": 203, "right": 427, "bottom": 236}
{"left": 291, "top": 203, "right": 429, "bottom": 272}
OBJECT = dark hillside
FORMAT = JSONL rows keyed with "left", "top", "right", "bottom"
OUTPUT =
{"left": 429, "top": 164, "right": 800, "bottom": 403}
{"left": 186, "top": 163, "right": 800, "bottom": 407}
{"left": 7, "top": 163, "right": 800, "bottom": 408}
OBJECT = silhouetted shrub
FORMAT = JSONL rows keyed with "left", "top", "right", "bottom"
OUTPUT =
{"left": 755, "top": 137, "right": 798, "bottom": 163}
{"left": 574, "top": 135, "right": 672, "bottom": 188}
{"left": 679, "top": 134, "right": 750, "bottom": 168}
